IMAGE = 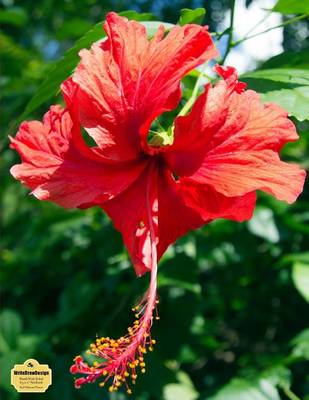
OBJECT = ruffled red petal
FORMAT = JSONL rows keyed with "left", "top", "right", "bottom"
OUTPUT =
{"left": 69, "top": 12, "right": 217, "bottom": 160}
{"left": 165, "top": 66, "right": 306, "bottom": 204}
{"left": 10, "top": 105, "right": 146, "bottom": 208}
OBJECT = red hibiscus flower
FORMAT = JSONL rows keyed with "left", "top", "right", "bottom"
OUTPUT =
{"left": 10, "top": 12, "right": 305, "bottom": 394}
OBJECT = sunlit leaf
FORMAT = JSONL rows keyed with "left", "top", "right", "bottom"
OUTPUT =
{"left": 260, "top": 50, "right": 309, "bottom": 70}
{"left": 273, "top": 0, "right": 309, "bottom": 14}
{"left": 210, "top": 376, "right": 281, "bottom": 400}
{"left": 292, "top": 262, "right": 309, "bottom": 302}
{"left": 178, "top": 8, "right": 206, "bottom": 26}
{"left": 247, "top": 208, "right": 280, "bottom": 243}
{"left": 164, "top": 371, "right": 198, "bottom": 400}
{"left": 291, "top": 328, "right": 309, "bottom": 360}
{"left": 0, "top": 309, "right": 22, "bottom": 350}
{"left": 242, "top": 68, "right": 309, "bottom": 121}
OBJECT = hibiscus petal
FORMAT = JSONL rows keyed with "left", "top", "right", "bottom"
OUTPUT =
{"left": 187, "top": 150, "right": 305, "bottom": 204}
{"left": 10, "top": 105, "right": 146, "bottom": 208}
{"left": 102, "top": 164, "right": 159, "bottom": 277}
{"left": 70, "top": 12, "right": 217, "bottom": 161}
{"left": 157, "top": 170, "right": 205, "bottom": 260}
{"left": 179, "top": 181, "right": 256, "bottom": 222}
{"left": 102, "top": 164, "right": 206, "bottom": 276}
{"left": 165, "top": 66, "right": 306, "bottom": 204}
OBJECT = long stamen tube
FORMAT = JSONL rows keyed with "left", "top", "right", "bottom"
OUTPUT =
{"left": 70, "top": 271, "right": 158, "bottom": 394}
{"left": 70, "top": 166, "right": 159, "bottom": 394}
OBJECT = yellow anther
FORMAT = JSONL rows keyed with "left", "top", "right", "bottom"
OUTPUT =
{"left": 155, "top": 316, "right": 160, "bottom": 320}
{"left": 139, "top": 357, "right": 144, "bottom": 362}
{"left": 99, "top": 382, "right": 105, "bottom": 387}
{"left": 102, "top": 370, "right": 108, "bottom": 376}
{"left": 141, "top": 368, "right": 146, "bottom": 373}
{"left": 140, "top": 362, "right": 145, "bottom": 367}
{"left": 156, "top": 300, "right": 159, "bottom": 304}
{"left": 124, "top": 371, "right": 129, "bottom": 377}
{"left": 109, "top": 386, "right": 114, "bottom": 392}
{"left": 127, "top": 388, "right": 132, "bottom": 395}
{"left": 149, "top": 346, "right": 154, "bottom": 352}
{"left": 135, "top": 314, "right": 140, "bottom": 319}
{"left": 151, "top": 339, "right": 156, "bottom": 344}
{"left": 93, "top": 361, "right": 98, "bottom": 367}
{"left": 132, "top": 374, "right": 137, "bottom": 380}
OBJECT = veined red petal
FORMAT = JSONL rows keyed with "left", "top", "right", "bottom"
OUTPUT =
{"left": 165, "top": 66, "right": 306, "bottom": 204}
{"left": 69, "top": 12, "right": 218, "bottom": 161}
{"left": 102, "top": 163, "right": 206, "bottom": 275}
{"left": 10, "top": 105, "right": 146, "bottom": 208}
{"left": 179, "top": 182, "right": 257, "bottom": 222}
{"left": 102, "top": 163, "right": 158, "bottom": 276}
{"left": 187, "top": 150, "right": 305, "bottom": 204}
{"left": 156, "top": 170, "right": 205, "bottom": 260}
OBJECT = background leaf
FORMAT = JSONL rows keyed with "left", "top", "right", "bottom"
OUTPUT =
{"left": 209, "top": 376, "right": 281, "bottom": 400}
{"left": 292, "top": 262, "right": 309, "bottom": 302}
{"left": 178, "top": 8, "right": 206, "bottom": 26}
{"left": 242, "top": 68, "right": 309, "bottom": 121}
{"left": 273, "top": 0, "right": 309, "bottom": 14}
{"left": 260, "top": 49, "right": 309, "bottom": 70}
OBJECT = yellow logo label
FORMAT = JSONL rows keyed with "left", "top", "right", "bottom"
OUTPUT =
{"left": 11, "top": 358, "right": 52, "bottom": 393}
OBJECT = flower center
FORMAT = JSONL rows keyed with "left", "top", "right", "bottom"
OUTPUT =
{"left": 147, "top": 126, "right": 174, "bottom": 147}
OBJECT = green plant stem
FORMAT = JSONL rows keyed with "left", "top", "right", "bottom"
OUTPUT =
{"left": 244, "top": 10, "right": 272, "bottom": 37}
{"left": 234, "top": 13, "right": 309, "bottom": 46}
{"left": 221, "top": 0, "right": 236, "bottom": 64}
{"left": 280, "top": 385, "right": 302, "bottom": 400}
{"left": 178, "top": 69, "right": 204, "bottom": 116}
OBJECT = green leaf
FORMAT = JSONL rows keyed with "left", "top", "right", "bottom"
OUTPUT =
{"left": 242, "top": 68, "right": 309, "bottom": 121}
{"left": 261, "top": 366, "right": 291, "bottom": 389}
{"left": 55, "top": 18, "right": 93, "bottom": 40}
{"left": 291, "top": 328, "right": 309, "bottom": 360}
{"left": 178, "top": 8, "right": 206, "bottom": 26}
{"left": 0, "top": 309, "right": 22, "bottom": 350}
{"left": 247, "top": 208, "right": 280, "bottom": 243}
{"left": 292, "top": 262, "right": 309, "bottom": 302}
{"left": 260, "top": 50, "right": 309, "bottom": 70}
{"left": 273, "top": 0, "right": 309, "bottom": 14}
{"left": 210, "top": 377, "right": 281, "bottom": 400}
{"left": 164, "top": 371, "right": 198, "bottom": 400}
{"left": 17, "top": 12, "right": 172, "bottom": 125}
{"left": 0, "top": 7, "right": 28, "bottom": 27}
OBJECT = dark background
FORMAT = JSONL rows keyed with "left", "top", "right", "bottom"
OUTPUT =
{"left": 1, "top": 1, "right": 308, "bottom": 399}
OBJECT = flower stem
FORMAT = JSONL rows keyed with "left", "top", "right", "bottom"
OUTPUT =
{"left": 243, "top": 10, "right": 272, "bottom": 37}
{"left": 280, "top": 384, "right": 302, "bottom": 400}
{"left": 233, "top": 13, "right": 309, "bottom": 46}
{"left": 220, "top": 0, "right": 236, "bottom": 64}
{"left": 178, "top": 67, "right": 209, "bottom": 117}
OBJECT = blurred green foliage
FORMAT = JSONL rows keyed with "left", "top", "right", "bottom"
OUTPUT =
{"left": 1, "top": 0, "right": 309, "bottom": 399}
